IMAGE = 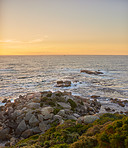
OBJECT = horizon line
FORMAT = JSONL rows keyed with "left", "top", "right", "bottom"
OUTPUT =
{"left": 0, "top": 54, "right": 128, "bottom": 56}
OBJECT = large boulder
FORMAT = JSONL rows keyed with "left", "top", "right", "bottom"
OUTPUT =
{"left": 57, "top": 102, "right": 71, "bottom": 109}
{"left": 83, "top": 115, "right": 99, "bottom": 124}
{"left": 81, "top": 70, "right": 103, "bottom": 75}
{"left": 41, "top": 107, "right": 53, "bottom": 115}
{"left": 56, "top": 81, "right": 71, "bottom": 87}
{"left": 0, "top": 127, "right": 11, "bottom": 140}
{"left": 27, "top": 102, "right": 40, "bottom": 109}
{"left": 11, "top": 110, "right": 22, "bottom": 120}
{"left": 25, "top": 110, "right": 34, "bottom": 121}
{"left": 21, "top": 129, "right": 33, "bottom": 138}
{"left": 39, "top": 122, "right": 46, "bottom": 132}
{"left": 29, "top": 115, "right": 39, "bottom": 127}
{"left": 16, "top": 120, "right": 27, "bottom": 133}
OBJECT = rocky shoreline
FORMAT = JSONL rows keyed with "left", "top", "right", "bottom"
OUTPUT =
{"left": 0, "top": 90, "right": 128, "bottom": 147}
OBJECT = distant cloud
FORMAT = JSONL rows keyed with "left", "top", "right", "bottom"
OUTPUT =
{"left": 0, "top": 37, "right": 48, "bottom": 44}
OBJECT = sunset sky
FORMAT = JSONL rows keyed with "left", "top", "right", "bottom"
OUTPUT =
{"left": 0, "top": 0, "right": 128, "bottom": 55}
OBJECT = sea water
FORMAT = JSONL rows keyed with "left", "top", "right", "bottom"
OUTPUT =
{"left": 0, "top": 55, "right": 128, "bottom": 103}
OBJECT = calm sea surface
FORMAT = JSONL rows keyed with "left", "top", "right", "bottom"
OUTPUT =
{"left": 0, "top": 55, "right": 128, "bottom": 102}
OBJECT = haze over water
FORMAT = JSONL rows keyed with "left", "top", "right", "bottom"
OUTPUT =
{"left": 0, "top": 55, "right": 128, "bottom": 102}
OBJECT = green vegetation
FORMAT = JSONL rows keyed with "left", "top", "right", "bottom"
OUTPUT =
{"left": 53, "top": 108, "right": 61, "bottom": 115}
{"left": 13, "top": 113, "right": 128, "bottom": 148}
{"left": 67, "top": 99, "right": 77, "bottom": 111}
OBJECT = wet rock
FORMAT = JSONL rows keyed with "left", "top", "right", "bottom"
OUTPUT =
{"left": 91, "top": 95, "right": 100, "bottom": 99}
{"left": 29, "top": 115, "right": 39, "bottom": 127}
{"left": 118, "top": 101, "right": 125, "bottom": 107}
{"left": 56, "top": 80, "right": 71, "bottom": 87}
{"left": 81, "top": 70, "right": 103, "bottom": 75}
{"left": 105, "top": 107, "right": 111, "bottom": 111}
{"left": 2, "top": 99, "right": 8, "bottom": 103}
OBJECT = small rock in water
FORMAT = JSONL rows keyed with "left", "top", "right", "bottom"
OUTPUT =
{"left": 2, "top": 99, "right": 8, "bottom": 103}
{"left": 56, "top": 80, "right": 71, "bottom": 87}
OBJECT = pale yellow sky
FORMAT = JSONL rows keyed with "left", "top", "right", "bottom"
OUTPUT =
{"left": 0, "top": 0, "right": 128, "bottom": 55}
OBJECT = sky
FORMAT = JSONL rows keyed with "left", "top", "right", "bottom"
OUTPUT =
{"left": 0, "top": 0, "right": 128, "bottom": 55}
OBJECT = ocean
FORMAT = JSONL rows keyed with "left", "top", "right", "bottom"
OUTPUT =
{"left": 0, "top": 55, "right": 128, "bottom": 103}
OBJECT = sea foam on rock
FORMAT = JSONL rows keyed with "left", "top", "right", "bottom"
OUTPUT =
{"left": 0, "top": 91, "right": 101, "bottom": 146}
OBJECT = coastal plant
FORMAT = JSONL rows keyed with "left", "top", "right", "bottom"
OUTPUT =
{"left": 13, "top": 114, "right": 128, "bottom": 148}
{"left": 46, "top": 93, "right": 52, "bottom": 97}
{"left": 53, "top": 108, "right": 60, "bottom": 115}
{"left": 67, "top": 99, "right": 77, "bottom": 111}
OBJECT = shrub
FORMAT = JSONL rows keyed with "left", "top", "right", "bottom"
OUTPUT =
{"left": 48, "top": 101, "right": 56, "bottom": 107}
{"left": 53, "top": 108, "right": 60, "bottom": 115}
{"left": 67, "top": 99, "right": 77, "bottom": 111}
{"left": 40, "top": 102, "right": 43, "bottom": 107}
{"left": 46, "top": 93, "right": 52, "bottom": 97}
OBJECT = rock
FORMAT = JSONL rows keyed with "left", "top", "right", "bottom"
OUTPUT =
{"left": 56, "top": 81, "right": 71, "bottom": 87}
{"left": 29, "top": 115, "right": 39, "bottom": 127}
{"left": 41, "top": 107, "right": 53, "bottom": 115}
{"left": 26, "top": 93, "right": 34, "bottom": 100}
{"left": 16, "top": 120, "right": 27, "bottom": 133}
{"left": 41, "top": 91, "right": 52, "bottom": 97}
{"left": 39, "top": 122, "right": 46, "bottom": 132}
{"left": 43, "top": 113, "right": 53, "bottom": 120}
{"left": 2, "top": 98, "right": 8, "bottom": 103}
{"left": 76, "top": 105, "right": 87, "bottom": 116}
{"left": 105, "top": 107, "right": 111, "bottom": 111}
{"left": 33, "top": 97, "right": 41, "bottom": 103}
{"left": 76, "top": 117, "right": 84, "bottom": 124}
{"left": 16, "top": 113, "right": 25, "bottom": 124}
{"left": 12, "top": 110, "right": 22, "bottom": 120}
{"left": 0, "top": 112, "right": 4, "bottom": 120}
{"left": 5, "top": 142, "right": 10, "bottom": 146}
{"left": 63, "top": 91, "right": 72, "bottom": 96}
{"left": 64, "top": 81, "right": 71, "bottom": 87}
{"left": 38, "top": 114, "right": 44, "bottom": 122}
{"left": 25, "top": 110, "right": 34, "bottom": 121}
{"left": 118, "top": 101, "right": 125, "bottom": 107}
{"left": 10, "top": 137, "right": 17, "bottom": 146}
{"left": 67, "top": 115, "right": 77, "bottom": 120}
{"left": 83, "top": 115, "right": 99, "bottom": 124}
{"left": 57, "top": 102, "right": 71, "bottom": 109}
{"left": 53, "top": 115, "right": 62, "bottom": 122}
{"left": 21, "top": 129, "right": 33, "bottom": 138}
{"left": 91, "top": 95, "right": 100, "bottom": 98}
{"left": 32, "top": 127, "right": 41, "bottom": 134}
{"left": 57, "top": 81, "right": 64, "bottom": 84}
{"left": 73, "top": 113, "right": 80, "bottom": 118}
{"left": 81, "top": 70, "right": 103, "bottom": 75}
{"left": 57, "top": 110, "right": 66, "bottom": 117}
{"left": 27, "top": 102, "right": 40, "bottom": 109}
{"left": 0, "top": 127, "right": 10, "bottom": 140}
